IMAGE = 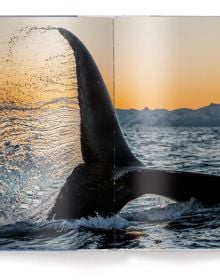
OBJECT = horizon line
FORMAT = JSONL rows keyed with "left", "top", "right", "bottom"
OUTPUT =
{"left": 115, "top": 102, "right": 220, "bottom": 111}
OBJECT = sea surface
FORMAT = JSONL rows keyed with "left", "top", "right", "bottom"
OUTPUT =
{"left": 0, "top": 107, "right": 220, "bottom": 250}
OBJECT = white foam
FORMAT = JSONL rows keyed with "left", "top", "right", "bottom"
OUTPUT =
{"left": 43, "top": 214, "right": 129, "bottom": 232}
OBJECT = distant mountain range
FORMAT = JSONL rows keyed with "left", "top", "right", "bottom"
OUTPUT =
{"left": 116, "top": 103, "right": 220, "bottom": 128}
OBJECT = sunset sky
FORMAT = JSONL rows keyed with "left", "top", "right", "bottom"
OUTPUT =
{"left": 1, "top": 17, "right": 220, "bottom": 110}
{"left": 115, "top": 17, "right": 220, "bottom": 110}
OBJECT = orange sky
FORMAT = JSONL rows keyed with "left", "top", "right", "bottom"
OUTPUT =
{"left": 1, "top": 17, "right": 220, "bottom": 110}
{"left": 115, "top": 17, "right": 220, "bottom": 110}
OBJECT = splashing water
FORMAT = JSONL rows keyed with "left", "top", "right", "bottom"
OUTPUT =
{"left": 0, "top": 26, "right": 83, "bottom": 224}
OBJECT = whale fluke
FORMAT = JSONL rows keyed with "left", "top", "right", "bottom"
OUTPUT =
{"left": 49, "top": 28, "right": 220, "bottom": 220}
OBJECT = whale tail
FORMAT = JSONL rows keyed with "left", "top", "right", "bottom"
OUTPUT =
{"left": 48, "top": 28, "right": 142, "bottom": 219}
{"left": 49, "top": 28, "right": 220, "bottom": 220}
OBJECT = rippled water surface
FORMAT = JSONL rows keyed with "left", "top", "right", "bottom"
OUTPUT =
{"left": 0, "top": 107, "right": 220, "bottom": 249}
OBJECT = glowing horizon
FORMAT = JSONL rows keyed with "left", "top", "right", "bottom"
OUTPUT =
{"left": 115, "top": 102, "right": 220, "bottom": 111}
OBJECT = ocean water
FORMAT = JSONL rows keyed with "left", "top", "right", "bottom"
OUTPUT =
{"left": 0, "top": 107, "right": 220, "bottom": 250}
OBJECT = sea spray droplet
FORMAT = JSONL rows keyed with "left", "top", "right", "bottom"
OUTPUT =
{"left": 0, "top": 26, "right": 83, "bottom": 224}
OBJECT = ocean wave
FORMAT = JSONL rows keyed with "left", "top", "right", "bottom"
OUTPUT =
{"left": 0, "top": 199, "right": 211, "bottom": 238}
{"left": 0, "top": 214, "right": 129, "bottom": 238}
